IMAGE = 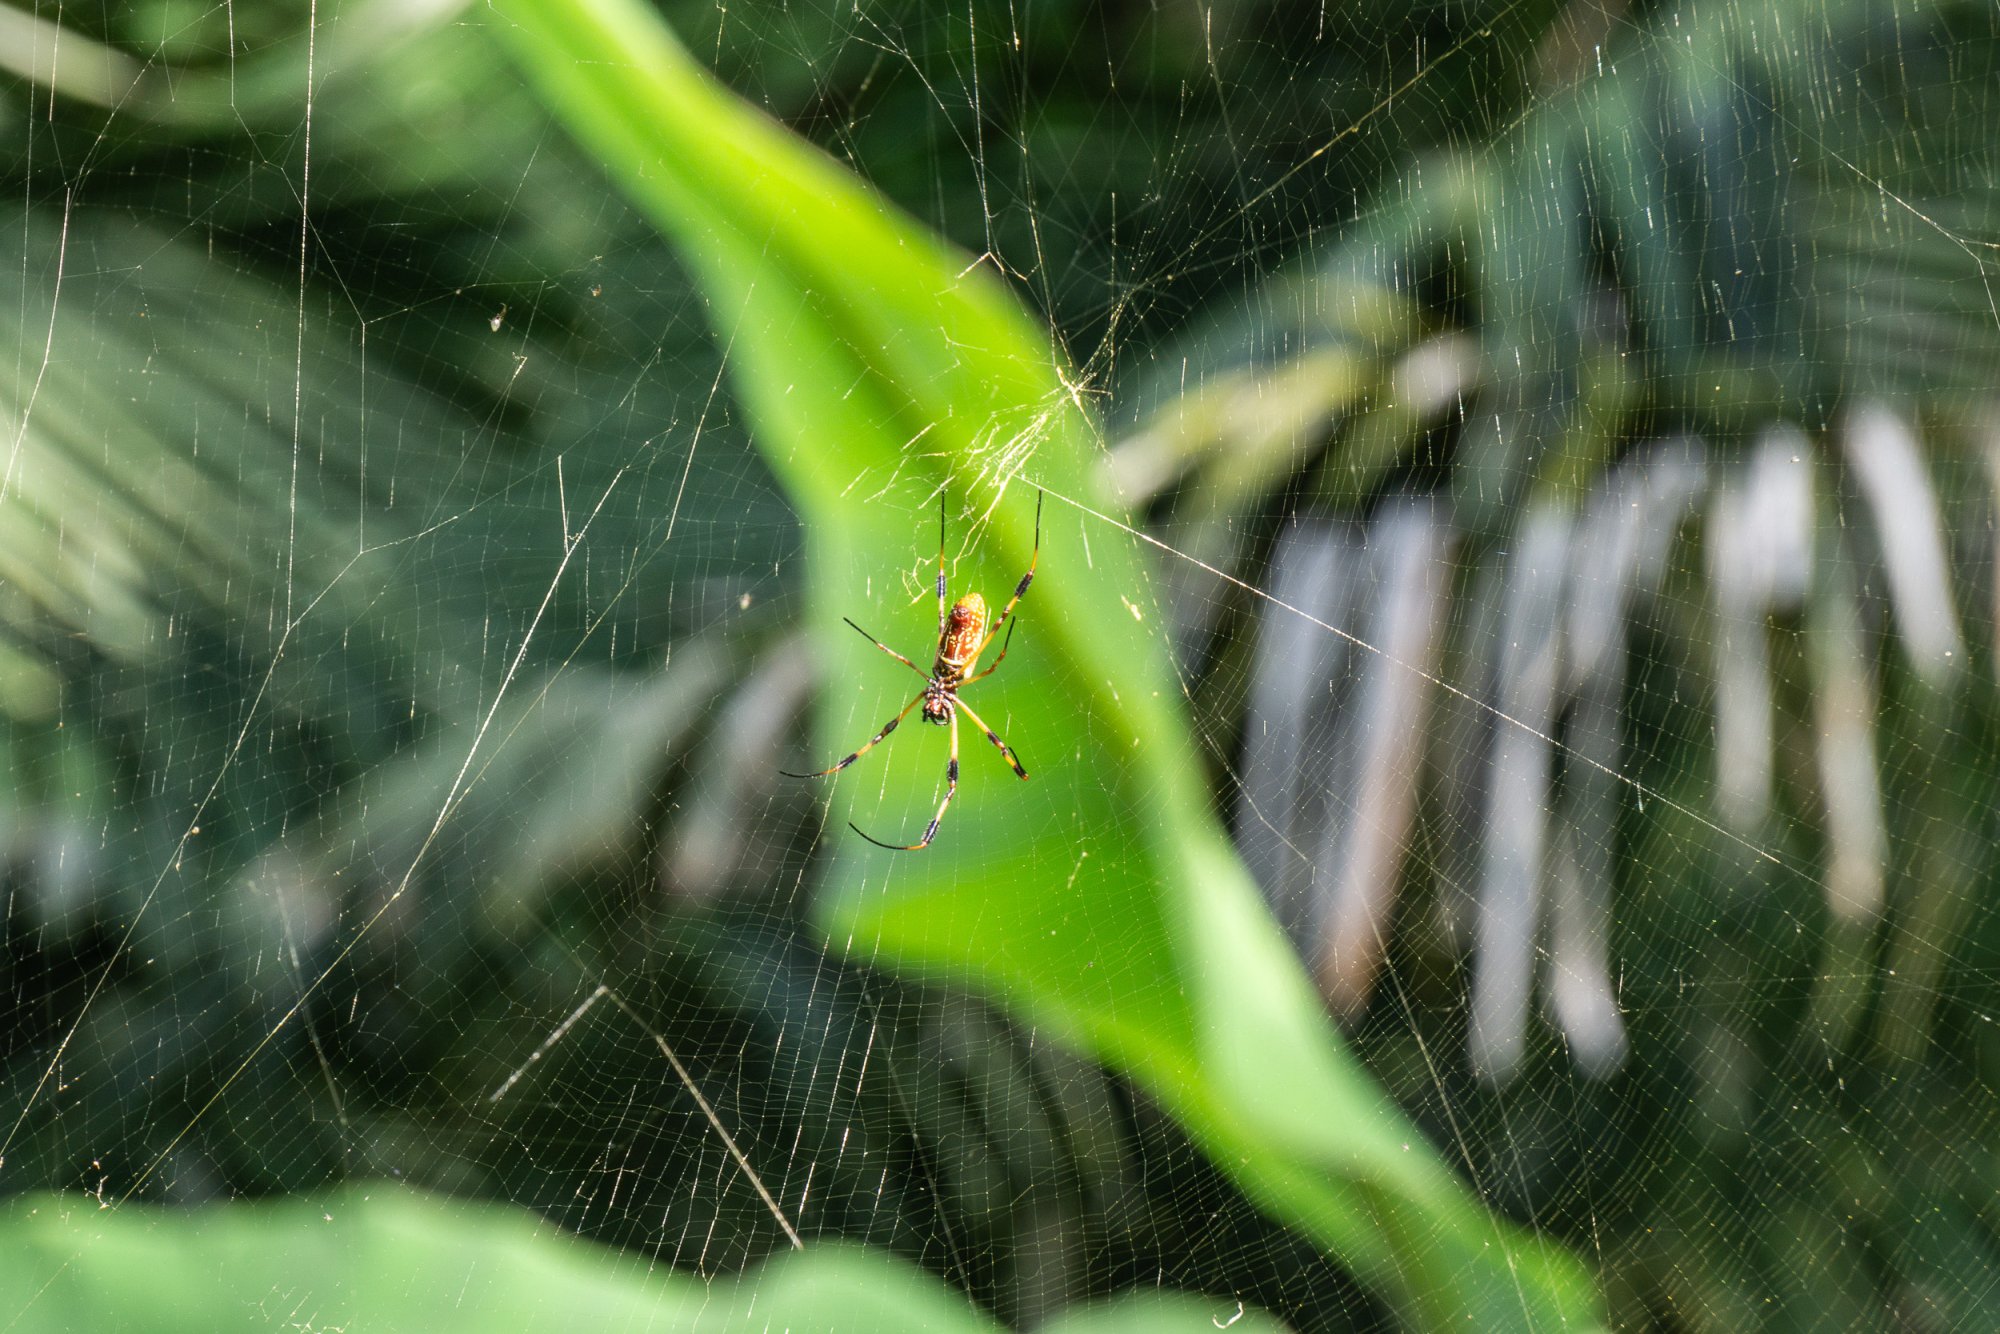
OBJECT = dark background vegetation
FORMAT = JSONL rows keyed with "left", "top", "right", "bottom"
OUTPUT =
{"left": 4, "top": 0, "right": 2000, "bottom": 1327}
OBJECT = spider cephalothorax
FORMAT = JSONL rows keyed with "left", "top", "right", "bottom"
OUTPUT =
{"left": 782, "top": 490, "right": 1041, "bottom": 850}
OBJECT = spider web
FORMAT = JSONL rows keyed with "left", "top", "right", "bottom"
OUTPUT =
{"left": 2, "top": 0, "right": 1999, "bottom": 1329}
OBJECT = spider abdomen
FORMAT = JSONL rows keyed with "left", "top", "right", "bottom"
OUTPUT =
{"left": 937, "top": 592, "right": 989, "bottom": 675}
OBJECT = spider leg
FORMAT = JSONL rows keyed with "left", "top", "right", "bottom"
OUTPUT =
{"left": 780, "top": 690, "right": 926, "bottom": 778}
{"left": 952, "top": 697, "right": 1028, "bottom": 780}
{"left": 960, "top": 617, "right": 1016, "bottom": 687}
{"left": 851, "top": 709, "right": 960, "bottom": 851}
{"left": 967, "top": 488, "right": 1041, "bottom": 662}
{"left": 843, "top": 617, "right": 927, "bottom": 678}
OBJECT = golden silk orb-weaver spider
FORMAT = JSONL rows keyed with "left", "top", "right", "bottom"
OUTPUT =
{"left": 782, "top": 489, "right": 1041, "bottom": 851}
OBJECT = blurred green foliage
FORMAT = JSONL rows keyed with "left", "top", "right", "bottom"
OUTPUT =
{"left": 3, "top": 0, "right": 2000, "bottom": 1327}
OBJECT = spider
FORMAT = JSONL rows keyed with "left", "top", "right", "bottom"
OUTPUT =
{"left": 783, "top": 489, "right": 1041, "bottom": 851}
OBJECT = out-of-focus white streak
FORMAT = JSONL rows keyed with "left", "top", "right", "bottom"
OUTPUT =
{"left": 1707, "top": 429, "right": 1814, "bottom": 831}
{"left": 1317, "top": 501, "right": 1448, "bottom": 1019}
{"left": 1545, "top": 443, "right": 1705, "bottom": 1077}
{"left": 0, "top": 6, "right": 146, "bottom": 108}
{"left": 1808, "top": 557, "right": 1885, "bottom": 923}
{"left": 1842, "top": 403, "right": 1963, "bottom": 686}
{"left": 1470, "top": 504, "right": 1569, "bottom": 1083}
{"left": 1234, "top": 523, "right": 1360, "bottom": 944}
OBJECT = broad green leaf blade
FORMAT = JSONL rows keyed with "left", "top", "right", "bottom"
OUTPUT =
{"left": 1041, "top": 1291, "right": 1294, "bottom": 1334}
{"left": 483, "top": 0, "right": 1602, "bottom": 1325}
{"left": 0, "top": 1189, "right": 993, "bottom": 1333}
{"left": 0, "top": 1189, "right": 1289, "bottom": 1333}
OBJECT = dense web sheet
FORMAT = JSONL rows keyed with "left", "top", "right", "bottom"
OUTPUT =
{"left": 4, "top": 0, "right": 2000, "bottom": 1329}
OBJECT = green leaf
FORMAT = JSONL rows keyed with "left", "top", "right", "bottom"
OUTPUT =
{"left": 0, "top": 1188, "right": 990, "bottom": 1333}
{"left": 482, "top": 0, "right": 1603, "bottom": 1325}
{"left": 1042, "top": 1291, "right": 1294, "bottom": 1334}
{"left": 0, "top": 1188, "right": 1299, "bottom": 1333}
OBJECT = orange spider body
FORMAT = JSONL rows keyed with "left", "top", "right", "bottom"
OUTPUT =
{"left": 922, "top": 593, "right": 989, "bottom": 724}
{"left": 936, "top": 594, "right": 990, "bottom": 678}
